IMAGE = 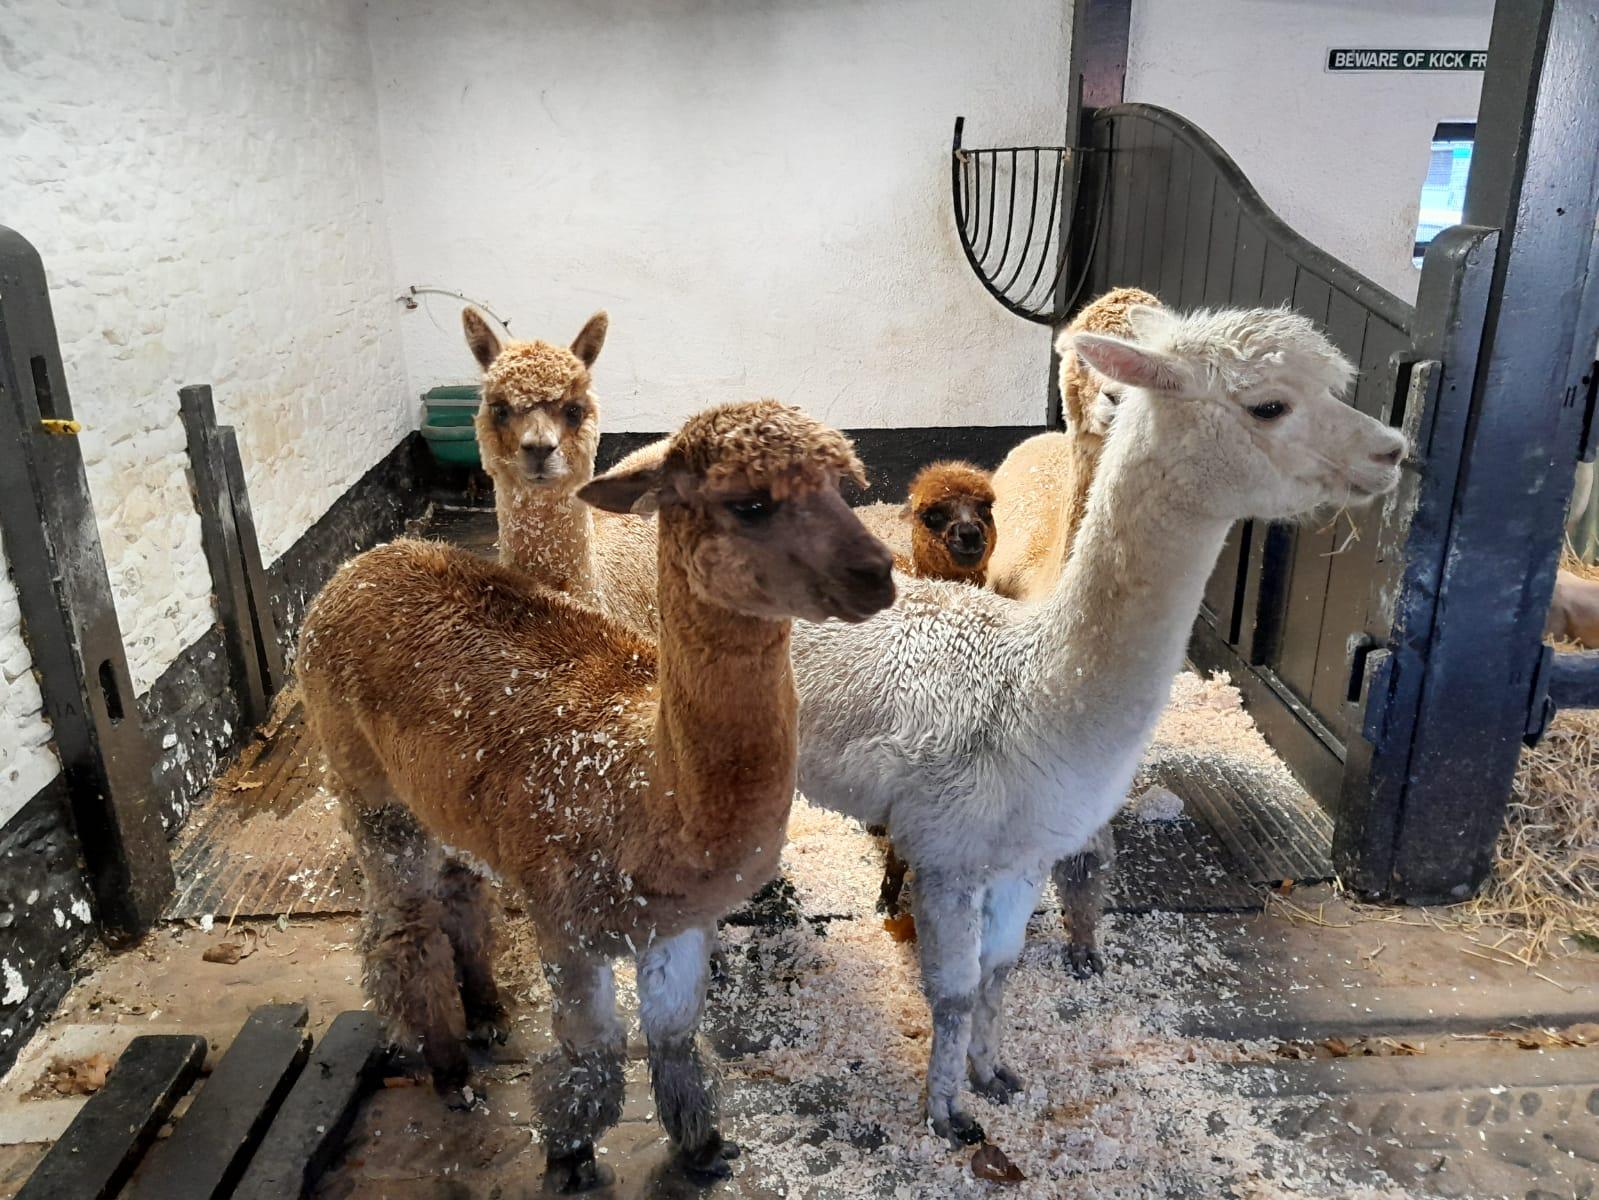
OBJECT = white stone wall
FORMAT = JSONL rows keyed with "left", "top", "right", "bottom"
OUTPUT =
{"left": 0, "top": 541, "right": 59, "bottom": 825}
{"left": 367, "top": 0, "right": 1071, "bottom": 432}
{"left": 0, "top": 0, "right": 409, "bottom": 816}
{"left": 1128, "top": 0, "right": 1492, "bottom": 302}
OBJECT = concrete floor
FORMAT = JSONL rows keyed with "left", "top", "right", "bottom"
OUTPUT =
{"left": 0, "top": 869, "right": 1596, "bottom": 1198}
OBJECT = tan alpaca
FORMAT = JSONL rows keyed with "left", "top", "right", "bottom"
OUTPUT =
{"left": 895, "top": 461, "right": 996, "bottom": 584}
{"left": 298, "top": 400, "right": 893, "bottom": 1190}
{"left": 463, "top": 307, "right": 659, "bottom": 634}
{"left": 988, "top": 286, "right": 1162, "bottom": 602}
{"left": 1548, "top": 569, "right": 1599, "bottom": 645}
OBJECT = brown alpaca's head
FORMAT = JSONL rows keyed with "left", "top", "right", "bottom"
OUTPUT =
{"left": 1058, "top": 287, "right": 1163, "bottom": 439}
{"left": 580, "top": 401, "right": 895, "bottom": 624}
{"left": 464, "top": 307, "right": 608, "bottom": 494}
{"left": 902, "top": 461, "right": 995, "bottom": 584}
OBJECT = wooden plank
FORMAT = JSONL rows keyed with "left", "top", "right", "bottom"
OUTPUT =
{"left": 16, "top": 1035, "right": 205, "bottom": 1200}
{"left": 1179, "top": 163, "right": 1216, "bottom": 308}
{"left": 219, "top": 427, "right": 286, "bottom": 694}
{"left": 125, "top": 1006, "right": 310, "bottom": 1200}
{"left": 0, "top": 227, "right": 173, "bottom": 941}
{"left": 1157, "top": 141, "right": 1192, "bottom": 301}
{"left": 1133, "top": 121, "right": 1173, "bottom": 292}
{"left": 180, "top": 385, "right": 270, "bottom": 729}
{"left": 1273, "top": 273, "right": 1338, "bottom": 705}
{"left": 1203, "top": 189, "right": 1241, "bottom": 309}
{"left": 1231, "top": 216, "right": 1268, "bottom": 308}
{"left": 233, "top": 1011, "right": 387, "bottom": 1200}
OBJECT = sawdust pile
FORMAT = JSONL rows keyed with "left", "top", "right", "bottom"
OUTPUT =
{"left": 710, "top": 798, "right": 1409, "bottom": 1198}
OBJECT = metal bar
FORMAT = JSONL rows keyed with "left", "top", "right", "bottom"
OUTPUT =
{"left": 1370, "top": 0, "right": 1599, "bottom": 900}
{"left": 0, "top": 226, "right": 172, "bottom": 941}
{"left": 1548, "top": 650, "right": 1599, "bottom": 709}
{"left": 1019, "top": 149, "right": 1065, "bottom": 304}
{"left": 978, "top": 153, "right": 998, "bottom": 264}
{"left": 993, "top": 149, "right": 1019, "bottom": 276}
{"left": 998, "top": 149, "right": 1043, "bottom": 296}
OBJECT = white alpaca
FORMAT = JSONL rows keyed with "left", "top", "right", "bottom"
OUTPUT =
{"left": 789, "top": 305, "right": 1407, "bottom": 1144}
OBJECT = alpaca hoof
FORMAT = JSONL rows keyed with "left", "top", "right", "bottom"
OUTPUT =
{"left": 444, "top": 1081, "right": 487, "bottom": 1111}
{"left": 678, "top": 1132, "right": 739, "bottom": 1181}
{"left": 929, "top": 1111, "right": 986, "bottom": 1149}
{"left": 428, "top": 1052, "right": 472, "bottom": 1096}
{"left": 545, "top": 1143, "right": 614, "bottom": 1194}
{"left": 1065, "top": 943, "right": 1104, "bottom": 978}
{"left": 973, "top": 1064, "right": 1024, "bottom": 1104}
{"left": 466, "top": 1010, "right": 511, "bottom": 1047}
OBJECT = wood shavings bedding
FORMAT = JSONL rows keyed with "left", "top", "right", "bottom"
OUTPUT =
{"left": 712, "top": 798, "right": 1417, "bottom": 1198}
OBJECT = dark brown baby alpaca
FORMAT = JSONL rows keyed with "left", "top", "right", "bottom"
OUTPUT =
{"left": 297, "top": 401, "right": 894, "bottom": 1192}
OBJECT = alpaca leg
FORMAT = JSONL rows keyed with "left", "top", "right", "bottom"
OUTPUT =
{"left": 911, "top": 870, "right": 985, "bottom": 1148}
{"left": 437, "top": 856, "right": 507, "bottom": 1044}
{"left": 349, "top": 804, "right": 470, "bottom": 1090}
{"left": 536, "top": 943, "right": 625, "bottom": 1194}
{"left": 871, "top": 827, "right": 910, "bottom": 917}
{"left": 968, "top": 872, "right": 1046, "bottom": 1104}
{"left": 637, "top": 926, "right": 738, "bottom": 1180}
{"left": 1053, "top": 824, "right": 1116, "bottom": 978}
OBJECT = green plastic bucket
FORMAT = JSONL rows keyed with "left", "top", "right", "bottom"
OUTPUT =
{"left": 421, "top": 385, "right": 482, "bottom": 467}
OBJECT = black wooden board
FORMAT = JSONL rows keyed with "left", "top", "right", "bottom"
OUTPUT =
{"left": 125, "top": 1004, "right": 311, "bottom": 1200}
{"left": 16, "top": 1034, "right": 206, "bottom": 1200}
{"left": 233, "top": 1011, "right": 387, "bottom": 1200}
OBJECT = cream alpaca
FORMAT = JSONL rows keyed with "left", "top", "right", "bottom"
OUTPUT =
{"left": 790, "top": 305, "right": 1406, "bottom": 1145}
{"left": 298, "top": 401, "right": 894, "bottom": 1190}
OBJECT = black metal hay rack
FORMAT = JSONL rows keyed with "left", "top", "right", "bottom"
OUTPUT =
{"left": 950, "top": 116, "right": 1103, "bottom": 324}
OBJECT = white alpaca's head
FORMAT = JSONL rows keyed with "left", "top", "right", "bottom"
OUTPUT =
{"left": 1073, "top": 305, "right": 1406, "bottom": 521}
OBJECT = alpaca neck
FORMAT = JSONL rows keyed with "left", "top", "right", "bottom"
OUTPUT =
{"left": 1046, "top": 434, "right": 1102, "bottom": 579}
{"left": 650, "top": 531, "right": 796, "bottom": 869}
{"left": 1023, "top": 411, "right": 1229, "bottom": 744}
{"left": 495, "top": 481, "right": 598, "bottom": 603}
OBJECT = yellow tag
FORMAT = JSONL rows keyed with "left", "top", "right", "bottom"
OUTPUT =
{"left": 39, "top": 419, "right": 82, "bottom": 436}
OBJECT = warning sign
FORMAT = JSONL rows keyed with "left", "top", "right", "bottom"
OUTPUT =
{"left": 1327, "top": 48, "right": 1487, "bottom": 72}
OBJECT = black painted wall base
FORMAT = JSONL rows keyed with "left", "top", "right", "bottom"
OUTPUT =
{"left": 0, "top": 777, "right": 98, "bottom": 1076}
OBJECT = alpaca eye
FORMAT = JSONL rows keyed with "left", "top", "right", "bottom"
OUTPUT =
{"left": 1102, "top": 388, "right": 1122, "bottom": 406}
{"left": 976, "top": 503, "right": 994, "bottom": 522}
{"left": 491, "top": 405, "right": 511, "bottom": 425}
{"left": 1248, "top": 400, "right": 1289, "bottom": 421}
{"left": 563, "top": 403, "right": 585, "bottom": 428}
{"left": 921, "top": 510, "right": 949, "bottom": 532}
{"left": 727, "top": 496, "right": 778, "bottom": 523}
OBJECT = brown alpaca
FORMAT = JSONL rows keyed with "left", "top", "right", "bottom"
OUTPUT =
{"left": 297, "top": 401, "right": 893, "bottom": 1191}
{"left": 895, "top": 460, "right": 996, "bottom": 585}
{"left": 463, "top": 307, "right": 659, "bottom": 634}
{"left": 987, "top": 286, "right": 1163, "bottom": 602}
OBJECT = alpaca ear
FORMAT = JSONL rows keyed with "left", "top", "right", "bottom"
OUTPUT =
{"left": 1072, "top": 332, "right": 1187, "bottom": 393}
{"left": 571, "top": 311, "right": 608, "bottom": 368}
{"left": 1124, "top": 304, "right": 1172, "bottom": 342}
{"left": 462, "top": 308, "right": 502, "bottom": 370}
{"left": 580, "top": 463, "right": 666, "bottom": 516}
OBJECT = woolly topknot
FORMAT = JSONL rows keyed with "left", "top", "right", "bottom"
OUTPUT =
{"left": 908, "top": 461, "right": 995, "bottom": 511}
{"left": 667, "top": 400, "right": 867, "bottom": 498}
{"left": 1134, "top": 305, "right": 1356, "bottom": 398}
{"left": 483, "top": 340, "right": 586, "bottom": 402}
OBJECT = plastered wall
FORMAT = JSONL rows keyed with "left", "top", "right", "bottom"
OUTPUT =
{"left": 367, "top": 0, "right": 1071, "bottom": 432}
{"left": 1127, "top": 0, "right": 1492, "bottom": 302}
{"left": 0, "top": 0, "right": 410, "bottom": 822}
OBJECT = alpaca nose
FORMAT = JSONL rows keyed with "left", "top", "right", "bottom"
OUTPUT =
{"left": 949, "top": 522, "right": 985, "bottom": 554}
{"left": 847, "top": 557, "right": 893, "bottom": 591}
{"left": 522, "top": 443, "right": 555, "bottom": 468}
{"left": 1372, "top": 444, "right": 1404, "bottom": 467}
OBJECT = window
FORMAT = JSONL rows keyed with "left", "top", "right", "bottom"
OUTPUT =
{"left": 1414, "top": 122, "right": 1474, "bottom": 265}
